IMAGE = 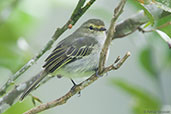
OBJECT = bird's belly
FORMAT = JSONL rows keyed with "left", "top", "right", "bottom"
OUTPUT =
{"left": 56, "top": 52, "right": 99, "bottom": 78}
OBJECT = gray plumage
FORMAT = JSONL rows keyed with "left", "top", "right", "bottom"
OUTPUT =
{"left": 20, "top": 19, "right": 107, "bottom": 100}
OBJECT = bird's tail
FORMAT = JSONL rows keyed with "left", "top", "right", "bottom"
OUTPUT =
{"left": 20, "top": 70, "right": 48, "bottom": 101}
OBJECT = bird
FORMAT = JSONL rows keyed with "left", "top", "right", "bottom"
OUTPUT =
{"left": 20, "top": 19, "right": 107, "bottom": 100}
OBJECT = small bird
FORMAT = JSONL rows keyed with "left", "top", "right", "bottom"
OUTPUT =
{"left": 20, "top": 19, "right": 107, "bottom": 100}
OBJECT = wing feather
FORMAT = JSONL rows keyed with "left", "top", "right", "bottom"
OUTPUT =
{"left": 49, "top": 57, "right": 72, "bottom": 72}
{"left": 43, "top": 37, "right": 97, "bottom": 73}
{"left": 43, "top": 49, "right": 66, "bottom": 68}
{"left": 45, "top": 45, "right": 66, "bottom": 62}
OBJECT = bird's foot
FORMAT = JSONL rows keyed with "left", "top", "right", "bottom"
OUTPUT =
{"left": 70, "top": 79, "right": 81, "bottom": 96}
{"left": 95, "top": 71, "right": 103, "bottom": 77}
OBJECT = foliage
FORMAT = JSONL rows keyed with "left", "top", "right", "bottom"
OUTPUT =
{"left": 154, "top": 0, "right": 171, "bottom": 12}
{"left": 128, "top": 0, "right": 155, "bottom": 26}
{"left": 0, "top": 0, "right": 170, "bottom": 114}
{"left": 139, "top": 47, "right": 158, "bottom": 78}
{"left": 3, "top": 98, "right": 34, "bottom": 114}
{"left": 0, "top": 8, "right": 34, "bottom": 72}
{"left": 110, "top": 78, "right": 160, "bottom": 114}
{"left": 156, "top": 14, "right": 171, "bottom": 37}
{"left": 109, "top": 0, "right": 171, "bottom": 114}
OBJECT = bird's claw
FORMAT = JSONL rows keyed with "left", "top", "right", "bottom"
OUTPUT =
{"left": 95, "top": 71, "right": 103, "bottom": 77}
{"left": 70, "top": 79, "right": 81, "bottom": 96}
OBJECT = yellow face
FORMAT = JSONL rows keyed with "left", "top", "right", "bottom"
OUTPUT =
{"left": 87, "top": 24, "right": 106, "bottom": 32}
{"left": 77, "top": 19, "right": 106, "bottom": 35}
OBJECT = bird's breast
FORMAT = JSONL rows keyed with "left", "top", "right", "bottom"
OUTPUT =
{"left": 53, "top": 33, "right": 107, "bottom": 78}
{"left": 56, "top": 45, "right": 101, "bottom": 78}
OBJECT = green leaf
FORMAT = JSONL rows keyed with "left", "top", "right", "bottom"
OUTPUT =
{"left": 156, "top": 29, "right": 171, "bottom": 48}
{"left": 153, "top": 0, "right": 171, "bottom": 12}
{"left": 165, "top": 48, "right": 171, "bottom": 66}
{"left": 0, "top": 9, "right": 34, "bottom": 72}
{"left": 3, "top": 98, "right": 34, "bottom": 114}
{"left": 31, "top": 95, "right": 43, "bottom": 106}
{"left": 143, "top": 21, "right": 152, "bottom": 28}
{"left": 128, "top": 0, "right": 154, "bottom": 26}
{"left": 137, "top": 0, "right": 152, "bottom": 5}
{"left": 0, "top": 43, "right": 21, "bottom": 71}
{"left": 110, "top": 78, "right": 161, "bottom": 114}
{"left": 128, "top": 0, "right": 145, "bottom": 9}
{"left": 138, "top": 3, "right": 154, "bottom": 26}
{"left": 156, "top": 14, "right": 171, "bottom": 37}
{"left": 139, "top": 47, "right": 158, "bottom": 77}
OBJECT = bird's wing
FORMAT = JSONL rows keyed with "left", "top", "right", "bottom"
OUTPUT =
{"left": 43, "top": 37, "right": 97, "bottom": 73}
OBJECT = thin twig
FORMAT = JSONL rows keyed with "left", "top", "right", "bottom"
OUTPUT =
{"left": 103, "top": 52, "right": 130, "bottom": 72}
{"left": 0, "top": 0, "right": 96, "bottom": 97}
{"left": 0, "top": 1, "right": 167, "bottom": 96}
{"left": 98, "top": 0, "right": 126, "bottom": 73}
{"left": 138, "top": 21, "right": 171, "bottom": 33}
{"left": 24, "top": 0, "right": 127, "bottom": 114}
{"left": 0, "top": 0, "right": 96, "bottom": 113}
{"left": 0, "top": 2, "right": 167, "bottom": 113}
{"left": 24, "top": 52, "right": 130, "bottom": 114}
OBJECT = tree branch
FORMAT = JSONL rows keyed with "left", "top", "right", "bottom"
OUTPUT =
{"left": 23, "top": 0, "right": 127, "bottom": 114}
{"left": 98, "top": 0, "right": 126, "bottom": 73}
{"left": 0, "top": 2, "right": 168, "bottom": 114}
{"left": 113, "top": 4, "right": 168, "bottom": 39}
{"left": 0, "top": 0, "right": 95, "bottom": 97}
{"left": 0, "top": 1, "right": 167, "bottom": 97}
{"left": 24, "top": 52, "right": 130, "bottom": 114}
{"left": 0, "top": 0, "right": 96, "bottom": 113}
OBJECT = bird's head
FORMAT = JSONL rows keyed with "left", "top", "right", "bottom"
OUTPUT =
{"left": 76, "top": 19, "right": 106, "bottom": 37}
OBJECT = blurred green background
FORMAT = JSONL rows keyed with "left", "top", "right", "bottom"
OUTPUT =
{"left": 0, "top": 0, "right": 171, "bottom": 114}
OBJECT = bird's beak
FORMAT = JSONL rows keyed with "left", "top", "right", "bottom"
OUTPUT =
{"left": 99, "top": 27, "right": 106, "bottom": 31}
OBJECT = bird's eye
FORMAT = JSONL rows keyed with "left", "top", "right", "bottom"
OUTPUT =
{"left": 89, "top": 26, "right": 93, "bottom": 30}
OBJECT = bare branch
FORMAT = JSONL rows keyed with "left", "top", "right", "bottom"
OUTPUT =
{"left": 0, "top": 0, "right": 96, "bottom": 113}
{"left": 0, "top": 2, "right": 169, "bottom": 114}
{"left": 23, "top": 52, "right": 130, "bottom": 114}
{"left": 138, "top": 21, "right": 171, "bottom": 33}
{"left": 24, "top": 0, "right": 127, "bottom": 114}
{"left": 113, "top": 5, "right": 168, "bottom": 39}
{"left": 98, "top": 0, "right": 126, "bottom": 73}
{"left": 0, "top": 0, "right": 95, "bottom": 97}
{"left": 0, "top": 1, "right": 168, "bottom": 97}
{"left": 103, "top": 52, "right": 130, "bottom": 73}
